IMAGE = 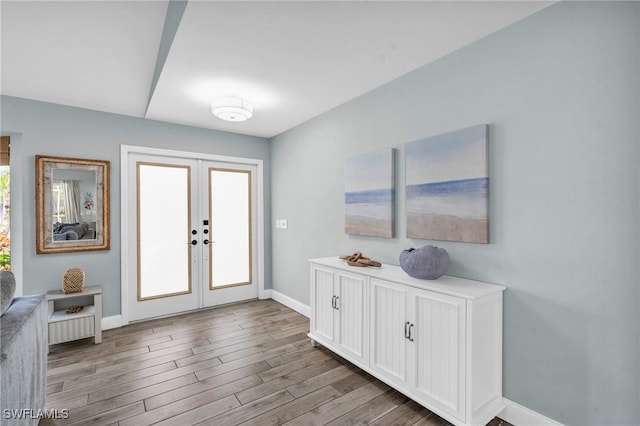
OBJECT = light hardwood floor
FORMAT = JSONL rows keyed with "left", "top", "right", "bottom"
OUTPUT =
{"left": 42, "top": 299, "right": 510, "bottom": 426}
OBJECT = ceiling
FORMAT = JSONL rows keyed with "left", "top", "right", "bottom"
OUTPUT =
{"left": 1, "top": 1, "right": 551, "bottom": 139}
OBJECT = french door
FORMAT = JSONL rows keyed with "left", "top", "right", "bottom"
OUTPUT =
{"left": 125, "top": 151, "right": 259, "bottom": 322}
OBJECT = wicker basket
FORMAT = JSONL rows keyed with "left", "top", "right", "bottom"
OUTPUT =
{"left": 62, "top": 268, "right": 85, "bottom": 294}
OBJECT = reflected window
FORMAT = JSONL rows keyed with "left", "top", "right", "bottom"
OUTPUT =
{"left": 52, "top": 182, "right": 67, "bottom": 223}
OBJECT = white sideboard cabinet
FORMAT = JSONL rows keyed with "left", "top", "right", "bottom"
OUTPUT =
{"left": 311, "top": 266, "right": 368, "bottom": 364}
{"left": 309, "top": 257, "right": 505, "bottom": 426}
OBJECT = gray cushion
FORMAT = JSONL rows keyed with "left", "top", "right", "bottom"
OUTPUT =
{"left": 0, "top": 294, "right": 45, "bottom": 350}
{"left": 399, "top": 245, "right": 450, "bottom": 280}
{"left": 57, "top": 223, "right": 88, "bottom": 239}
{"left": 1, "top": 270, "right": 16, "bottom": 316}
{"left": 62, "top": 230, "right": 79, "bottom": 240}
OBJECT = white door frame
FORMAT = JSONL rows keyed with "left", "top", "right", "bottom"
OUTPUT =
{"left": 120, "top": 145, "right": 266, "bottom": 326}
{"left": 7, "top": 133, "right": 24, "bottom": 295}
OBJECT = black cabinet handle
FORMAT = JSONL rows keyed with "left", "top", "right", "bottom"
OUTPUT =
{"left": 191, "top": 230, "right": 197, "bottom": 235}
{"left": 404, "top": 321, "right": 410, "bottom": 339}
{"left": 331, "top": 296, "right": 336, "bottom": 309}
{"left": 191, "top": 240, "right": 197, "bottom": 245}
{"left": 408, "top": 323, "right": 415, "bottom": 342}
{"left": 334, "top": 296, "right": 339, "bottom": 310}
{"left": 203, "top": 239, "right": 209, "bottom": 245}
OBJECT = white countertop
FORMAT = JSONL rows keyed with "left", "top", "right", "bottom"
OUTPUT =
{"left": 309, "top": 256, "right": 505, "bottom": 300}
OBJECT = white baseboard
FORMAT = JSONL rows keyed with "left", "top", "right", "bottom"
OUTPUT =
{"left": 269, "top": 290, "right": 310, "bottom": 318}
{"left": 500, "top": 398, "right": 564, "bottom": 426}
{"left": 101, "top": 315, "right": 123, "bottom": 330}
{"left": 98, "top": 291, "right": 308, "bottom": 331}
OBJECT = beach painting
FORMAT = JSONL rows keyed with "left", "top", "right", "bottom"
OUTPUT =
{"left": 345, "top": 148, "right": 395, "bottom": 238}
{"left": 405, "top": 125, "right": 489, "bottom": 243}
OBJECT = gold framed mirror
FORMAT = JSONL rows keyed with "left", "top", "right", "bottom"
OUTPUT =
{"left": 36, "top": 155, "right": 110, "bottom": 254}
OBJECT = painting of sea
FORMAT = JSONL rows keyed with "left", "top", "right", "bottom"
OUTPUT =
{"left": 345, "top": 148, "right": 395, "bottom": 238}
{"left": 405, "top": 125, "right": 489, "bottom": 243}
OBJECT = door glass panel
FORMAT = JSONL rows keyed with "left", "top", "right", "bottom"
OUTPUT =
{"left": 210, "top": 168, "right": 251, "bottom": 288}
{"left": 137, "top": 163, "right": 191, "bottom": 300}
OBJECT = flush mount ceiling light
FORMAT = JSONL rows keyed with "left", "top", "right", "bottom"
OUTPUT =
{"left": 211, "top": 96, "right": 253, "bottom": 122}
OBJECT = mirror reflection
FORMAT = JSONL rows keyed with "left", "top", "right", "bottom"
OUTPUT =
{"left": 51, "top": 169, "right": 97, "bottom": 241}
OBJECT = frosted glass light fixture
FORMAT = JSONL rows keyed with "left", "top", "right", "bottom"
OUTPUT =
{"left": 211, "top": 96, "right": 253, "bottom": 122}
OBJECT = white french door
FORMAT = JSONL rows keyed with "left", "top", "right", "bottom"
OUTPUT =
{"left": 201, "top": 162, "right": 258, "bottom": 307}
{"left": 124, "top": 150, "right": 259, "bottom": 322}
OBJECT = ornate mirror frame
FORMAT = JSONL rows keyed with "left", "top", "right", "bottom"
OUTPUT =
{"left": 36, "top": 155, "right": 110, "bottom": 254}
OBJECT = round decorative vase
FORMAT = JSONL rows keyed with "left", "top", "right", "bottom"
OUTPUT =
{"left": 399, "top": 245, "right": 449, "bottom": 280}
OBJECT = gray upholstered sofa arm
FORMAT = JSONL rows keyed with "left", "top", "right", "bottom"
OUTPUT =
{"left": 1, "top": 294, "right": 48, "bottom": 426}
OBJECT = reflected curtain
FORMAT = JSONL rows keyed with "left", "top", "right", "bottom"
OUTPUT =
{"left": 63, "top": 180, "right": 81, "bottom": 223}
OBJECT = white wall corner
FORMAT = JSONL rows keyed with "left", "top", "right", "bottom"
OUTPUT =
{"left": 269, "top": 290, "right": 310, "bottom": 318}
{"left": 500, "top": 398, "right": 564, "bottom": 426}
{"left": 101, "top": 315, "right": 123, "bottom": 331}
{"left": 260, "top": 289, "right": 272, "bottom": 300}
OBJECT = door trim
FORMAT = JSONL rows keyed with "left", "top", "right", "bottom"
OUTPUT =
{"left": 5, "top": 133, "right": 23, "bottom": 296}
{"left": 120, "top": 145, "right": 266, "bottom": 325}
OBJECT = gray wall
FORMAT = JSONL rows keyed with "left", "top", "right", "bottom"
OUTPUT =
{"left": 270, "top": 2, "right": 639, "bottom": 425}
{"left": 1, "top": 95, "right": 272, "bottom": 317}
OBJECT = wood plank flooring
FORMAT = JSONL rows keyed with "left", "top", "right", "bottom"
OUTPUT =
{"left": 42, "top": 299, "right": 511, "bottom": 426}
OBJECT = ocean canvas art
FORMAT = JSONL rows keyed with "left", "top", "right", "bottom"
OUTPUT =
{"left": 405, "top": 125, "right": 489, "bottom": 243}
{"left": 345, "top": 148, "right": 395, "bottom": 238}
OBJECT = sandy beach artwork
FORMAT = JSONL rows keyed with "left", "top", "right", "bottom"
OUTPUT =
{"left": 405, "top": 125, "right": 489, "bottom": 243}
{"left": 345, "top": 148, "right": 395, "bottom": 238}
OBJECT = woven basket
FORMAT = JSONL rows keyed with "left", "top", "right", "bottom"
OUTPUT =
{"left": 62, "top": 268, "right": 85, "bottom": 294}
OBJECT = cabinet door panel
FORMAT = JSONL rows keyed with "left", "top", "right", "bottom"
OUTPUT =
{"left": 312, "top": 267, "right": 335, "bottom": 342}
{"left": 336, "top": 273, "right": 366, "bottom": 362}
{"left": 370, "top": 278, "right": 407, "bottom": 383}
{"left": 412, "top": 290, "right": 466, "bottom": 421}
